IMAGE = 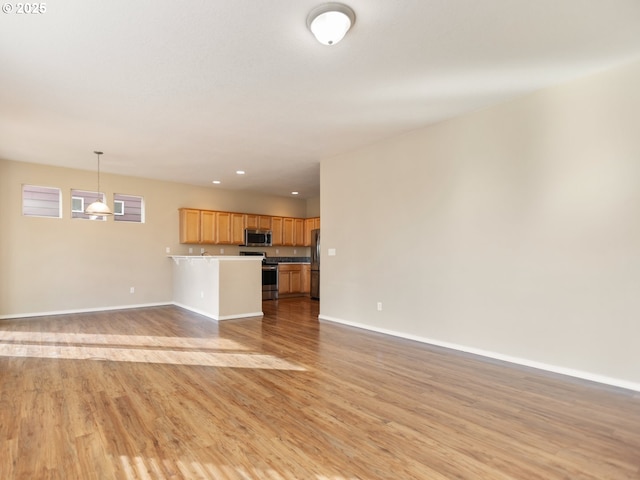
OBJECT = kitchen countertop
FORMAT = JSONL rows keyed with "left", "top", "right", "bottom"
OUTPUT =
{"left": 169, "top": 255, "right": 261, "bottom": 259}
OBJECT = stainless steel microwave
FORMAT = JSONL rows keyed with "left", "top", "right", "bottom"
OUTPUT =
{"left": 244, "top": 229, "right": 272, "bottom": 247}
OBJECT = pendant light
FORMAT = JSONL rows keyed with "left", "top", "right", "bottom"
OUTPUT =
{"left": 307, "top": 3, "right": 356, "bottom": 46}
{"left": 85, "top": 150, "right": 113, "bottom": 216}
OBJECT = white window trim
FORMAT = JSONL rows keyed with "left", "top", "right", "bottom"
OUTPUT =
{"left": 22, "top": 185, "right": 62, "bottom": 219}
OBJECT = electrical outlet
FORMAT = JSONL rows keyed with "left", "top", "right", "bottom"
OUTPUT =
{"left": 189, "top": 247, "right": 193, "bottom": 254}
{"left": 377, "top": 302, "right": 382, "bottom": 311}
{"left": 200, "top": 291, "right": 204, "bottom": 298}
{"left": 130, "top": 287, "right": 135, "bottom": 294}
{"left": 220, "top": 248, "right": 224, "bottom": 254}
{"left": 200, "top": 247, "right": 205, "bottom": 254}
{"left": 165, "top": 247, "right": 171, "bottom": 254}
{"left": 328, "top": 248, "right": 336, "bottom": 256}
{"left": 293, "top": 249, "right": 297, "bottom": 254}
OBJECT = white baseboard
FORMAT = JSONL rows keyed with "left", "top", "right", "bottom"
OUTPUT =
{"left": 172, "top": 303, "right": 263, "bottom": 321}
{"left": 319, "top": 314, "right": 640, "bottom": 393}
{"left": 217, "top": 312, "right": 264, "bottom": 321}
{"left": 0, "top": 302, "right": 172, "bottom": 320}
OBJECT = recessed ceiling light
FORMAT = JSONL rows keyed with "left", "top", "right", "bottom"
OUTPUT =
{"left": 291, "top": 191, "right": 299, "bottom": 195}
{"left": 236, "top": 170, "right": 245, "bottom": 175}
{"left": 212, "top": 180, "right": 221, "bottom": 184}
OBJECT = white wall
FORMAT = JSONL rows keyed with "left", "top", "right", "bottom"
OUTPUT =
{"left": 320, "top": 60, "right": 640, "bottom": 389}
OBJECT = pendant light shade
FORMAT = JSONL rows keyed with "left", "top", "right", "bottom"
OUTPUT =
{"left": 85, "top": 150, "right": 113, "bottom": 216}
{"left": 307, "top": 3, "right": 355, "bottom": 46}
{"left": 85, "top": 199, "right": 113, "bottom": 216}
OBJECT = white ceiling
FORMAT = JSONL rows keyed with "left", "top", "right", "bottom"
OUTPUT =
{"left": 2, "top": 1, "right": 640, "bottom": 199}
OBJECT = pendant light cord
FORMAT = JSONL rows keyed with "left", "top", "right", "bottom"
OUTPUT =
{"left": 94, "top": 150, "right": 103, "bottom": 201}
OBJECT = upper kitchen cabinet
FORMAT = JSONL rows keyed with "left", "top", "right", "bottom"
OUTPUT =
{"left": 179, "top": 209, "right": 235, "bottom": 245}
{"left": 180, "top": 208, "right": 319, "bottom": 246}
{"left": 200, "top": 210, "right": 217, "bottom": 244}
{"left": 304, "top": 217, "right": 320, "bottom": 246}
{"left": 271, "top": 217, "right": 283, "bottom": 246}
{"left": 282, "top": 218, "right": 294, "bottom": 246}
{"left": 246, "top": 214, "right": 272, "bottom": 231}
{"left": 231, "top": 213, "right": 245, "bottom": 245}
{"left": 214, "top": 211, "right": 248, "bottom": 245}
{"left": 179, "top": 208, "right": 201, "bottom": 244}
{"left": 294, "top": 218, "right": 304, "bottom": 246}
{"left": 282, "top": 217, "right": 306, "bottom": 246}
{"left": 215, "top": 211, "right": 231, "bottom": 244}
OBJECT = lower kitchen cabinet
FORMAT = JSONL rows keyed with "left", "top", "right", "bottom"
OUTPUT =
{"left": 278, "top": 264, "right": 309, "bottom": 297}
{"left": 301, "top": 264, "right": 311, "bottom": 294}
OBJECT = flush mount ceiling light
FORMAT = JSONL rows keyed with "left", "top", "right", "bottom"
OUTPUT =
{"left": 85, "top": 150, "right": 113, "bottom": 216}
{"left": 307, "top": 3, "right": 356, "bottom": 46}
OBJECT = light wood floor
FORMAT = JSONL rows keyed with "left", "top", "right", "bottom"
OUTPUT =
{"left": 1, "top": 299, "right": 639, "bottom": 479}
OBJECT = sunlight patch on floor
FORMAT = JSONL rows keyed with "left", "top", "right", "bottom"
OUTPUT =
{"left": 0, "top": 331, "right": 247, "bottom": 350}
{"left": 0, "top": 342, "right": 305, "bottom": 369}
{"left": 119, "top": 455, "right": 358, "bottom": 480}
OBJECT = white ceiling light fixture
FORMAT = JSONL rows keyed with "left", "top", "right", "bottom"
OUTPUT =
{"left": 85, "top": 150, "right": 113, "bottom": 216}
{"left": 307, "top": 3, "right": 356, "bottom": 46}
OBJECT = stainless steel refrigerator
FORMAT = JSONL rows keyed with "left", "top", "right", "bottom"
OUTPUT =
{"left": 310, "top": 229, "right": 320, "bottom": 300}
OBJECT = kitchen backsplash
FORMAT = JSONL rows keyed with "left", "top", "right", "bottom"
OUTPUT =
{"left": 265, "top": 256, "right": 310, "bottom": 264}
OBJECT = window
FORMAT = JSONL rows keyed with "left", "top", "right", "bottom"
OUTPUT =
{"left": 114, "top": 200, "right": 124, "bottom": 216}
{"left": 114, "top": 194, "right": 144, "bottom": 223}
{"left": 71, "top": 196, "right": 84, "bottom": 213}
{"left": 71, "top": 189, "right": 106, "bottom": 220}
{"left": 22, "top": 185, "right": 61, "bottom": 218}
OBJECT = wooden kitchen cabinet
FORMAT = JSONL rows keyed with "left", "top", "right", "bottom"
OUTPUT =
{"left": 180, "top": 208, "right": 319, "bottom": 247}
{"left": 200, "top": 210, "right": 217, "bottom": 244}
{"left": 231, "top": 213, "right": 245, "bottom": 245}
{"left": 271, "top": 217, "right": 283, "bottom": 246}
{"left": 179, "top": 208, "right": 201, "bottom": 244}
{"left": 282, "top": 218, "right": 294, "bottom": 246}
{"left": 179, "top": 209, "right": 234, "bottom": 245}
{"left": 278, "top": 264, "right": 304, "bottom": 296}
{"left": 215, "top": 211, "right": 231, "bottom": 244}
{"left": 259, "top": 216, "right": 272, "bottom": 230}
{"left": 179, "top": 208, "right": 219, "bottom": 244}
{"left": 303, "top": 217, "right": 320, "bottom": 246}
{"left": 246, "top": 214, "right": 272, "bottom": 230}
{"left": 301, "top": 264, "right": 311, "bottom": 294}
{"left": 294, "top": 218, "right": 304, "bottom": 246}
{"left": 282, "top": 217, "right": 306, "bottom": 246}
{"left": 219, "top": 212, "right": 252, "bottom": 245}
{"left": 245, "top": 214, "right": 258, "bottom": 229}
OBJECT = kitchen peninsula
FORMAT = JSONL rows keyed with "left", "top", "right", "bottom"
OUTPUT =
{"left": 169, "top": 255, "right": 262, "bottom": 321}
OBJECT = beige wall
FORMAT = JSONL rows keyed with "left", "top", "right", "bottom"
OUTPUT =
{"left": 306, "top": 196, "right": 320, "bottom": 217}
{"left": 0, "top": 159, "right": 308, "bottom": 317}
{"left": 320, "top": 60, "right": 640, "bottom": 389}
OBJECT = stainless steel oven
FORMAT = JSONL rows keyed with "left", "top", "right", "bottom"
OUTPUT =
{"left": 261, "top": 264, "right": 278, "bottom": 300}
